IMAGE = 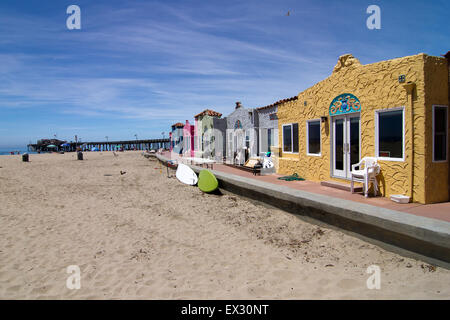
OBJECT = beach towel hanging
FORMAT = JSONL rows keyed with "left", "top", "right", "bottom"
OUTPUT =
{"left": 277, "top": 173, "right": 305, "bottom": 181}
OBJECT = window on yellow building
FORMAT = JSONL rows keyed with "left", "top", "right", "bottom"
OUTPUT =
{"left": 433, "top": 105, "right": 448, "bottom": 162}
{"left": 307, "top": 120, "right": 321, "bottom": 156}
{"left": 282, "top": 123, "right": 298, "bottom": 153}
{"left": 375, "top": 107, "right": 404, "bottom": 161}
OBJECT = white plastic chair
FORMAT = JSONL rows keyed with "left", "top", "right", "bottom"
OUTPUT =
{"left": 350, "top": 157, "right": 380, "bottom": 198}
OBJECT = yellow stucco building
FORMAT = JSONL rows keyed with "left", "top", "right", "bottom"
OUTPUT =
{"left": 277, "top": 53, "right": 449, "bottom": 204}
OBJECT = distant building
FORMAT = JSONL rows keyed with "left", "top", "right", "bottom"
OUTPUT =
{"left": 256, "top": 96, "right": 297, "bottom": 170}
{"left": 170, "top": 122, "right": 184, "bottom": 154}
{"left": 225, "top": 102, "right": 258, "bottom": 165}
{"left": 183, "top": 120, "right": 195, "bottom": 158}
{"left": 194, "top": 109, "right": 226, "bottom": 161}
{"left": 257, "top": 97, "right": 298, "bottom": 153}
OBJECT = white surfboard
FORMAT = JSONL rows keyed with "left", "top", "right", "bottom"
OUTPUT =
{"left": 176, "top": 163, "right": 198, "bottom": 185}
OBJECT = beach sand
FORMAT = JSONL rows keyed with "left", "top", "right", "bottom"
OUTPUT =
{"left": 0, "top": 151, "right": 449, "bottom": 299}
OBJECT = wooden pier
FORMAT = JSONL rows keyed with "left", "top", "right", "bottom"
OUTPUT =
{"left": 28, "top": 138, "right": 170, "bottom": 153}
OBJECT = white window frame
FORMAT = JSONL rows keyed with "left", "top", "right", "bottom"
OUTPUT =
{"left": 306, "top": 119, "right": 321, "bottom": 157}
{"left": 375, "top": 106, "right": 405, "bottom": 162}
{"left": 432, "top": 105, "right": 448, "bottom": 163}
{"left": 282, "top": 123, "right": 298, "bottom": 154}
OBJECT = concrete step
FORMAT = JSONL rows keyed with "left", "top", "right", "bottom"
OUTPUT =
{"left": 320, "top": 180, "right": 362, "bottom": 192}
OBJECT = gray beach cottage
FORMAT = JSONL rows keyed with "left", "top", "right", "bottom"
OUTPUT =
{"left": 226, "top": 102, "right": 259, "bottom": 165}
{"left": 256, "top": 104, "right": 279, "bottom": 155}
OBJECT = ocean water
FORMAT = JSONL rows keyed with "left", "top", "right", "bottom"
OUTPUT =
{"left": 0, "top": 148, "right": 37, "bottom": 155}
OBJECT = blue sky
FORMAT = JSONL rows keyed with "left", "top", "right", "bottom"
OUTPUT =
{"left": 0, "top": 0, "right": 449, "bottom": 148}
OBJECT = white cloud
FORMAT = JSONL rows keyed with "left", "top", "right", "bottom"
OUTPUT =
{"left": 0, "top": 0, "right": 411, "bottom": 133}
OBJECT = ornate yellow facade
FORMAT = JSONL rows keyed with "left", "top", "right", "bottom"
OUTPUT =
{"left": 277, "top": 53, "right": 449, "bottom": 204}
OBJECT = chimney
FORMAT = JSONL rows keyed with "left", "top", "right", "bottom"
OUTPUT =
{"left": 235, "top": 101, "right": 242, "bottom": 109}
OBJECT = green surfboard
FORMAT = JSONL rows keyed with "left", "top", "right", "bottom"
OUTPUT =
{"left": 198, "top": 170, "right": 219, "bottom": 193}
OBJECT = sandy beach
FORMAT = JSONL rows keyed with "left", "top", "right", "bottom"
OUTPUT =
{"left": 0, "top": 151, "right": 449, "bottom": 299}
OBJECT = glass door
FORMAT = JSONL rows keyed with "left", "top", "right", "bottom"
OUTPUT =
{"left": 348, "top": 116, "right": 360, "bottom": 177}
{"left": 333, "top": 117, "right": 345, "bottom": 178}
{"left": 332, "top": 115, "right": 360, "bottom": 179}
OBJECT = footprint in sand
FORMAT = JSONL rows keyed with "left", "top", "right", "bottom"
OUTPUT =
{"left": 271, "top": 269, "right": 297, "bottom": 281}
{"left": 267, "top": 256, "right": 286, "bottom": 266}
{"left": 317, "top": 278, "right": 330, "bottom": 287}
{"left": 247, "top": 285, "right": 271, "bottom": 297}
{"left": 337, "top": 278, "right": 361, "bottom": 290}
{"left": 30, "top": 285, "right": 52, "bottom": 295}
{"left": 7, "top": 284, "right": 22, "bottom": 292}
{"left": 144, "top": 279, "right": 155, "bottom": 286}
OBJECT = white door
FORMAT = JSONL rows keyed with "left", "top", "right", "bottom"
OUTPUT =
{"left": 234, "top": 130, "right": 245, "bottom": 165}
{"left": 332, "top": 114, "right": 360, "bottom": 179}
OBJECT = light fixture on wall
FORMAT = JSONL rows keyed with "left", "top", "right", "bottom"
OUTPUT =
{"left": 403, "top": 81, "right": 415, "bottom": 94}
{"left": 304, "top": 101, "right": 307, "bottom": 106}
{"left": 321, "top": 116, "right": 328, "bottom": 123}
{"left": 398, "top": 75, "right": 406, "bottom": 83}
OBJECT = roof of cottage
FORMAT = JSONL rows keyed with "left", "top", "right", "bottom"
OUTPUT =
{"left": 194, "top": 109, "right": 222, "bottom": 119}
{"left": 256, "top": 96, "right": 298, "bottom": 111}
{"left": 171, "top": 122, "right": 185, "bottom": 128}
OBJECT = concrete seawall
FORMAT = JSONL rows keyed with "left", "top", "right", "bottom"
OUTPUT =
{"left": 156, "top": 154, "right": 450, "bottom": 268}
